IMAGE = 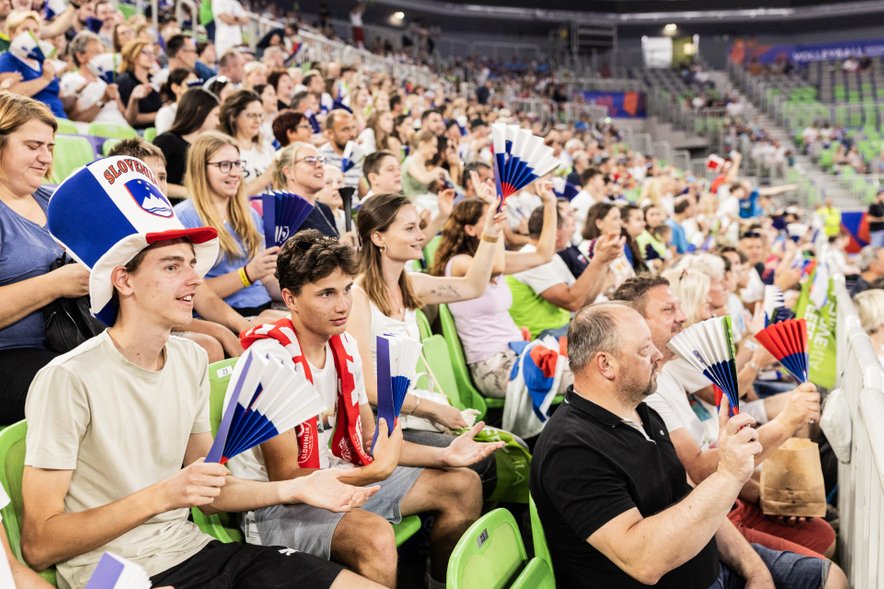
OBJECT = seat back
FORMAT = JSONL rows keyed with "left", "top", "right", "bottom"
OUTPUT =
{"left": 86, "top": 122, "right": 138, "bottom": 140}
{"left": 415, "top": 309, "right": 433, "bottom": 341}
{"left": 142, "top": 127, "right": 158, "bottom": 143}
{"left": 0, "top": 421, "right": 58, "bottom": 585}
{"left": 509, "top": 557, "right": 555, "bottom": 589}
{"left": 51, "top": 135, "right": 96, "bottom": 184}
{"left": 417, "top": 335, "right": 466, "bottom": 410}
{"left": 54, "top": 117, "right": 79, "bottom": 135}
{"left": 529, "top": 495, "right": 553, "bottom": 575}
{"left": 446, "top": 508, "right": 528, "bottom": 589}
{"left": 439, "top": 304, "right": 497, "bottom": 415}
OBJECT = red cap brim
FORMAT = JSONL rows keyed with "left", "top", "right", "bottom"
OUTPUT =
{"left": 145, "top": 227, "right": 218, "bottom": 245}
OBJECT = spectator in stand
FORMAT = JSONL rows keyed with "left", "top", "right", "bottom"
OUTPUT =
{"left": 315, "top": 165, "right": 349, "bottom": 237}
{"left": 461, "top": 161, "right": 493, "bottom": 200}
{"left": 116, "top": 39, "right": 162, "bottom": 129}
{"left": 216, "top": 48, "right": 244, "bottom": 85}
{"left": 212, "top": 0, "right": 248, "bottom": 56}
{"left": 253, "top": 83, "right": 278, "bottom": 143}
{"left": 358, "top": 109, "right": 400, "bottom": 157}
{"left": 620, "top": 203, "right": 650, "bottom": 274}
{"left": 268, "top": 69, "right": 294, "bottom": 111}
{"left": 432, "top": 184, "right": 570, "bottom": 397}
{"left": 93, "top": 0, "right": 120, "bottom": 49}
{"left": 868, "top": 189, "right": 884, "bottom": 248}
{"left": 0, "top": 11, "right": 66, "bottom": 118}
{"left": 319, "top": 109, "right": 365, "bottom": 195}
{"left": 60, "top": 30, "right": 127, "bottom": 125}
{"left": 636, "top": 203, "right": 670, "bottom": 270}
{"left": 0, "top": 94, "right": 91, "bottom": 424}
{"left": 508, "top": 202, "right": 621, "bottom": 338}
{"left": 242, "top": 60, "right": 266, "bottom": 90}
{"left": 175, "top": 131, "right": 284, "bottom": 317}
{"left": 349, "top": 0, "right": 365, "bottom": 48}
{"left": 154, "top": 68, "right": 198, "bottom": 135}
{"left": 272, "top": 142, "right": 341, "bottom": 238}
{"left": 581, "top": 202, "right": 635, "bottom": 295}
{"left": 153, "top": 88, "right": 220, "bottom": 198}
{"left": 195, "top": 39, "right": 217, "bottom": 80}
{"left": 531, "top": 300, "right": 846, "bottom": 589}
{"left": 362, "top": 150, "right": 401, "bottom": 201}
{"left": 156, "top": 34, "right": 198, "bottom": 87}
{"left": 218, "top": 89, "right": 275, "bottom": 195}
{"left": 401, "top": 129, "right": 446, "bottom": 199}
{"left": 570, "top": 167, "right": 606, "bottom": 236}
{"left": 112, "top": 22, "right": 134, "bottom": 53}
{"left": 271, "top": 109, "right": 312, "bottom": 147}
{"left": 854, "top": 289, "right": 884, "bottom": 363}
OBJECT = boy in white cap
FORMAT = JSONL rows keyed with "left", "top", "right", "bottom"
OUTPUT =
{"left": 19, "top": 157, "right": 384, "bottom": 589}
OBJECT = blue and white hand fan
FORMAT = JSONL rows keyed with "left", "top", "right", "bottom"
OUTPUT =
{"left": 491, "top": 123, "right": 561, "bottom": 210}
{"left": 85, "top": 552, "right": 150, "bottom": 589}
{"left": 260, "top": 190, "right": 314, "bottom": 248}
{"left": 304, "top": 109, "right": 321, "bottom": 134}
{"left": 207, "top": 348, "right": 324, "bottom": 465}
{"left": 763, "top": 285, "right": 787, "bottom": 326}
{"left": 668, "top": 316, "right": 740, "bottom": 415}
{"left": 87, "top": 53, "right": 120, "bottom": 85}
{"left": 372, "top": 334, "right": 422, "bottom": 451}
{"left": 754, "top": 319, "right": 808, "bottom": 383}
{"left": 341, "top": 141, "right": 356, "bottom": 174}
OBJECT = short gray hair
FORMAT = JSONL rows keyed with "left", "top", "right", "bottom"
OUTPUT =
{"left": 567, "top": 302, "right": 627, "bottom": 373}
{"left": 69, "top": 31, "right": 102, "bottom": 67}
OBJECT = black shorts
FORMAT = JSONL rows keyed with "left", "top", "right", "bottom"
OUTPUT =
{"left": 150, "top": 540, "right": 343, "bottom": 589}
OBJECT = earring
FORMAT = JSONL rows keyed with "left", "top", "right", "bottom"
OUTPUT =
{"left": 380, "top": 244, "right": 387, "bottom": 254}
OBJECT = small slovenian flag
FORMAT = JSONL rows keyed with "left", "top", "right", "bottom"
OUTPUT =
{"left": 372, "top": 334, "right": 421, "bottom": 451}
{"left": 754, "top": 318, "right": 809, "bottom": 383}
{"left": 490, "top": 123, "right": 561, "bottom": 211}
{"left": 341, "top": 141, "right": 356, "bottom": 174}
{"left": 668, "top": 316, "right": 740, "bottom": 415}
{"left": 207, "top": 347, "right": 324, "bottom": 465}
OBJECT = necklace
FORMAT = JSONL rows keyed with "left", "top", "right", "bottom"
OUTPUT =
{"left": 315, "top": 203, "right": 339, "bottom": 236}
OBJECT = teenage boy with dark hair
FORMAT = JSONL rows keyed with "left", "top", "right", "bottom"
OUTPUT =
{"left": 231, "top": 229, "right": 503, "bottom": 588}
{"left": 21, "top": 160, "right": 381, "bottom": 589}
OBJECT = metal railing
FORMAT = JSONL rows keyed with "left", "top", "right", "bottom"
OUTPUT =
{"left": 833, "top": 274, "right": 884, "bottom": 588}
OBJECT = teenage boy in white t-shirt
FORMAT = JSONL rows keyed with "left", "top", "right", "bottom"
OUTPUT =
{"left": 20, "top": 160, "right": 382, "bottom": 589}
{"left": 230, "top": 229, "right": 505, "bottom": 589}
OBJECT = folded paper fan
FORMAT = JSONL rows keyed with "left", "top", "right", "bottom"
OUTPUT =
{"left": 763, "top": 285, "right": 786, "bottom": 326}
{"left": 491, "top": 123, "right": 561, "bottom": 209}
{"left": 207, "top": 347, "right": 324, "bottom": 464}
{"left": 304, "top": 109, "right": 322, "bottom": 134}
{"left": 341, "top": 140, "right": 356, "bottom": 173}
{"left": 260, "top": 190, "right": 314, "bottom": 248}
{"left": 754, "top": 318, "right": 808, "bottom": 382}
{"left": 372, "top": 334, "right": 422, "bottom": 451}
{"left": 85, "top": 552, "right": 150, "bottom": 589}
{"left": 668, "top": 316, "right": 740, "bottom": 415}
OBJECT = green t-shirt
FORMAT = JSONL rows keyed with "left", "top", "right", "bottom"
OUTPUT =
{"left": 505, "top": 275, "right": 570, "bottom": 339}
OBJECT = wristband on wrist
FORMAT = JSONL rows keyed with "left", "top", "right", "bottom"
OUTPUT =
{"left": 239, "top": 266, "right": 252, "bottom": 287}
{"left": 480, "top": 232, "right": 499, "bottom": 243}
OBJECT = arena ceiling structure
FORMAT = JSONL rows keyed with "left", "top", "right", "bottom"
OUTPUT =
{"left": 301, "top": 0, "right": 884, "bottom": 37}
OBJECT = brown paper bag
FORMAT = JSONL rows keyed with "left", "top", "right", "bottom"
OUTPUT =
{"left": 760, "top": 438, "right": 827, "bottom": 518}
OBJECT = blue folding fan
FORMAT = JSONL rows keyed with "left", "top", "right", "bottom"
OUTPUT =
{"left": 491, "top": 123, "right": 561, "bottom": 210}
{"left": 260, "top": 190, "right": 314, "bottom": 248}
{"left": 668, "top": 316, "right": 740, "bottom": 415}
{"left": 372, "top": 334, "right": 422, "bottom": 451}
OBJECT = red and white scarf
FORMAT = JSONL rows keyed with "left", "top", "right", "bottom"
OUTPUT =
{"left": 241, "top": 318, "right": 373, "bottom": 468}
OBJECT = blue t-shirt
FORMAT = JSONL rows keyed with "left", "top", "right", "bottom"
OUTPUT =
{"left": 0, "top": 187, "right": 64, "bottom": 349}
{"left": 739, "top": 190, "right": 761, "bottom": 219}
{"left": 666, "top": 219, "right": 689, "bottom": 254}
{"left": 0, "top": 53, "right": 66, "bottom": 118}
{"left": 174, "top": 200, "right": 271, "bottom": 310}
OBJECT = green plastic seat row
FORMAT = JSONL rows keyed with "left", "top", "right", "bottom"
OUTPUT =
{"left": 446, "top": 507, "right": 554, "bottom": 589}
{"left": 204, "top": 358, "right": 422, "bottom": 547}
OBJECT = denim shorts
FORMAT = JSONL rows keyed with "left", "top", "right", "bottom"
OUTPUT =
{"left": 710, "top": 543, "right": 830, "bottom": 589}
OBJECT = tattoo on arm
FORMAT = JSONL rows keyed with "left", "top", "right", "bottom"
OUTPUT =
{"left": 429, "top": 283, "right": 461, "bottom": 300}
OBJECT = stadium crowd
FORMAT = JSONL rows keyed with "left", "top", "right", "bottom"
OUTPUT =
{"left": 0, "top": 0, "right": 876, "bottom": 587}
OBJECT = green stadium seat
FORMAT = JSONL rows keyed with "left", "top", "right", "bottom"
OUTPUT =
{"left": 529, "top": 495, "right": 553, "bottom": 575}
{"left": 202, "top": 359, "right": 421, "bottom": 547}
{"left": 438, "top": 304, "right": 501, "bottom": 415}
{"left": 510, "top": 558, "right": 555, "bottom": 589}
{"left": 54, "top": 117, "right": 79, "bottom": 135}
{"left": 0, "top": 421, "right": 58, "bottom": 586}
{"left": 415, "top": 309, "right": 433, "bottom": 341}
{"left": 51, "top": 135, "right": 96, "bottom": 184}
{"left": 143, "top": 127, "right": 158, "bottom": 143}
{"left": 102, "top": 138, "right": 122, "bottom": 157}
{"left": 446, "top": 508, "right": 528, "bottom": 589}
{"left": 422, "top": 235, "right": 441, "bottom": 270}
{"left": 86, "top": 122, "right": 138, "bottom": 140}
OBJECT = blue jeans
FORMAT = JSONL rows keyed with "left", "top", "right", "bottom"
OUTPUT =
{"left": 709, "top": 544, "right": 830, "bottom": 589}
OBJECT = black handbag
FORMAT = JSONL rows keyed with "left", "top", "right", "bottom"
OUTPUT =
{"left": 42, "top": 254, "right": 106, "bottom": 353}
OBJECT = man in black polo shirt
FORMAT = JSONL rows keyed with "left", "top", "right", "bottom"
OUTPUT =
{"left": 530, "top": 303, "right": 839, "bottom": 589}
{"left": 868, "top": 189, "right": 884, "bottom": 248}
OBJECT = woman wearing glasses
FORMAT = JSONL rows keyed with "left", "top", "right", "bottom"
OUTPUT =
{"left": 116, "top": 39, "right": 162, "bottom": 129}
{"left": 174, "top": 131, "right": 282, "bottom": 317}
{"left": 153, "top": 88, "right": 220, "bottom": 198}
{"left": 271, "top": 142, "right": 341, "bottom": 238}
{"left": 219, "top": 89, "right": 275, "bottom": 196}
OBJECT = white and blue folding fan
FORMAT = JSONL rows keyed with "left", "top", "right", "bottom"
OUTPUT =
{"left": 763, "top": 285, "right": 788, "bottom": 326}
{"left": 754, "top": 318, "right": 809, "bottom": 383}
{"left": 87, "top": 52, "right": 119, "bottom": 85}
{"left": 207, "top": 348, "right": 324, "bottom": 465}
{"left": 341, "top": 140, "right": 356, "bottom": 174}
{"left": 85, "top": 552, "right": 150, "bottom": 589}
{"left": 491, "top": 123, "right": 561, "bottom": 210}
{"left": 260, "top": 190, "right": 314, "bottom": 248}
{"left": 668, "top": 316, "right": 741, "bottom": 415}
{"left": 372, "top": 334, "right": 422, "bottom": 451}
{"left": 304, "top": 109, "right": 321, "bottom": 134}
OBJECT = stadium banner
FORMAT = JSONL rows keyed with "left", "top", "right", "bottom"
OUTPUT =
{"left": 581, "top": 91, "right": 646, "bottom": 118}
{"left": 730, "top": 37, "right": 884, "bottom": 65}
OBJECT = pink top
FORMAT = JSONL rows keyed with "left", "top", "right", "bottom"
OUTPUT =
{"left": 446, "top": 259, "right": 522, "bottom": 364}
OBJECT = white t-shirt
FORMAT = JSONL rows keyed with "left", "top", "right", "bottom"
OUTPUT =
{"left": 505, "top": 191, "right": 542, "bottom": 230}
{"left": 228, "top": 335, "right": 370, "bottom": 482}
{"left": 59, "top": 72, "right": 129, "bottom": 126}
{"left": 511, "top": 243, "right": 576, "bottom": 295}
{"left": 240, "top": 141, "right": 275, "bottom": 190}
{"left": 645, "top": 361, "right": 718, "bottom": 451}
{"left": 213, "top": 0, "right": 245, "bottom": 56}
{"left": 24, "top": 333, "right": 212, "bottom": 588}
{"left": 155, "top": 102, "right": 177, "bottom": 135}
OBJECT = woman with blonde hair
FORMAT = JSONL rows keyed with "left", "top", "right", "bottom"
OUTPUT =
{"left": 115, "top": 39, "right": 161, "bottom": 128}
{"left": 174, "top": 131, "right": 282, "bottom": 316}
{"left": 662, "top": 266, "right": 711, "bottom": 326}
{"left": 854, "top": 289, "right": 884, "bottom": 362}
{"left": 272, "top": 141, "right": 341, "bottom": 239}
